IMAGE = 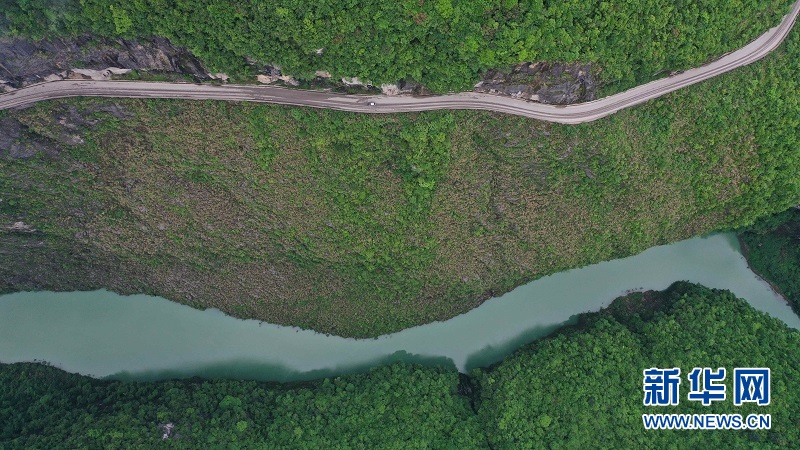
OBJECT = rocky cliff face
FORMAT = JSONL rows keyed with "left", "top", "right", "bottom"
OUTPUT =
{"left": 0, "top": 34, "right": 599, "bottom": 103}
{"left": 0, "top": 35, "right": 211, "bottom": 89}
{"left": 474, "top": 62, "right": 598, "bottom": 105}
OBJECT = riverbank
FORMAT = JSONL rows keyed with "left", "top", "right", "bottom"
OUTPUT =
{"left": 738, "top": 209, "right": 800, "bottom": 316}
{"left": 3, "top": 282, "right": 799, "bottom": 448}
{"left": 3, "top": 18, "right": 800, "bottom": 337}
{"left": 738, "top": 235, "right": 791, "bottom": 305}
{"left": 1, "top": 233, "right": 797, "bottom": 383}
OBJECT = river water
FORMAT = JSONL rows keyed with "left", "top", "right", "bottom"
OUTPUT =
{"left": 0, "top": 233, "right": 797, "bottom": 382}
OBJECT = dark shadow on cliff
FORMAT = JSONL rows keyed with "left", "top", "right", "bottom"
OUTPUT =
{"left": 105, "top": 350, "right": 457, "bottom": 384}
{"left": 462, "top": 314, "right": 581, "bottom": 372}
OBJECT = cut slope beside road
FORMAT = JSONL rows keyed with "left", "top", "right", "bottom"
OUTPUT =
{"left": 1, "top": 0, "right": 799, "bottom": 123}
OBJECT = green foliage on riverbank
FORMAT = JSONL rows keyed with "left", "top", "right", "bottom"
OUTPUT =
{"left": 2, "top": 283, "right": 798, "bottom": 447}
{"left": 476, "top": 282, "right": 800, "bottom": 448}
{"left": 0, "top": 362, "right": 485, "bottom": 448}
{"left": 740, "top": 209, "right": 800, "bottom": 314}
{"left": 3, "top": 13, "right": 800, "bottom": 336}
{"left": 1, "top": 0, "right": 793, "bottom": 92}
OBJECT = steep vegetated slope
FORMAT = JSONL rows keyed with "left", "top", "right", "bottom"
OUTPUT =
{"left": 1, "top": 0, "right": 794, "bottom": 93}
{"left": 1, "top": 283, "right": 798, "bottom": 448}
{"left": 740, "top": 209, "right": 800, "bottom": 314}
{"left": 0, "top": 362, "right": 486, "bottom": 448}
{"left": 2, "top": 22, "right": 800, "bottom": 336}
{"left": 476, "top": 282, "right": 800, "bottom": 448}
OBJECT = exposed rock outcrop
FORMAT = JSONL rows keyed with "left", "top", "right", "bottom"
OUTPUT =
{"left": 2, "top": 222, "right": 36, "bottom": 233}
{"left": 0, "top": 34, "right": 598, "bottom": 104}
{"left": 474, "top": 62, "right": 598, "bottom": 104}
{"left": 341, "top": 76, "right": 366, "bottom": 87}
{"left": 0, "top": 103, "right": 130, "bottom": 159}
{"left": 257, "top": 73, "right": 299, "bottom": 86}
{"left": 0, "top": 35, "right": 211, "bottom": 88}
{"left": 0, "top": 117, "right": 61, "bottom": 159}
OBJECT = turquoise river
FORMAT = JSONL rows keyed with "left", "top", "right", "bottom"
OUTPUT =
{"left": 0, "top": 233, "right": 797, "bottom": 382}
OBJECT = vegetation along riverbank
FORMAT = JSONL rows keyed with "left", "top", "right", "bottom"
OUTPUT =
{"left": 2, "top": 282, "right": 798, "bottom": 447}
{"left": 739, "top": 209, "right": 800, "bottom": 315}
{"left": 3, "top": 18, "right": 800, "bottom": 336}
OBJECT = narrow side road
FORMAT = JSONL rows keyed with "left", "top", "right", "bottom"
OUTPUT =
{"left": 1, "top": 0, "right": 798, "bottom": 123}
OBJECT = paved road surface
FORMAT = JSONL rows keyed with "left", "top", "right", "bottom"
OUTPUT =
{"left": 1, "top": 0, "right": 798, "bottom": 124}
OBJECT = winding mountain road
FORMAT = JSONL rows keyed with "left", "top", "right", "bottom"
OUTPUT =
{"left": 1, "top": 0, "right": 799, "bottom": 124}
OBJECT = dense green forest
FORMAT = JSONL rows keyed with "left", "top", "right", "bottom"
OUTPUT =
{"left": 2, "top": 282, "right": 798, "bottom": 447}
{"left": 740, "top": 209, "right": 800, "bottom": 314}
{"left": 0, "top": 362, "right": 485, "bottom": 448}
{"left": 1, "top": 0, "right": 793, "bottom": 92}
{"left": 475, "top": 282, "right": 800, "bottom": 448}
{"left": 4, "top": 1, "right": 800, "bottom": 447}
{"left": 4, "top": 12, "right": 800, "bottom": 336}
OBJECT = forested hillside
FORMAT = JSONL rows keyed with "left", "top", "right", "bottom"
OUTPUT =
{"left": 740, "top": 209, "right": 800, "bottom": 314}
{"left": 476, "top": 282, "right": 800, "bottom": 448}
{"left": 0, "top": 362, "right": 486, "bottom": 448}
{"left": 2, "top": 283, "right": 798, "bottom": 448}
{"left": 3, "top": 16, "right": 800, "bottom": 336}
{"left": 1, "top": 0, "right": 793, "bottom": 92}
{"left": 4, "top": 1, "right": 800, "bottom": 447}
